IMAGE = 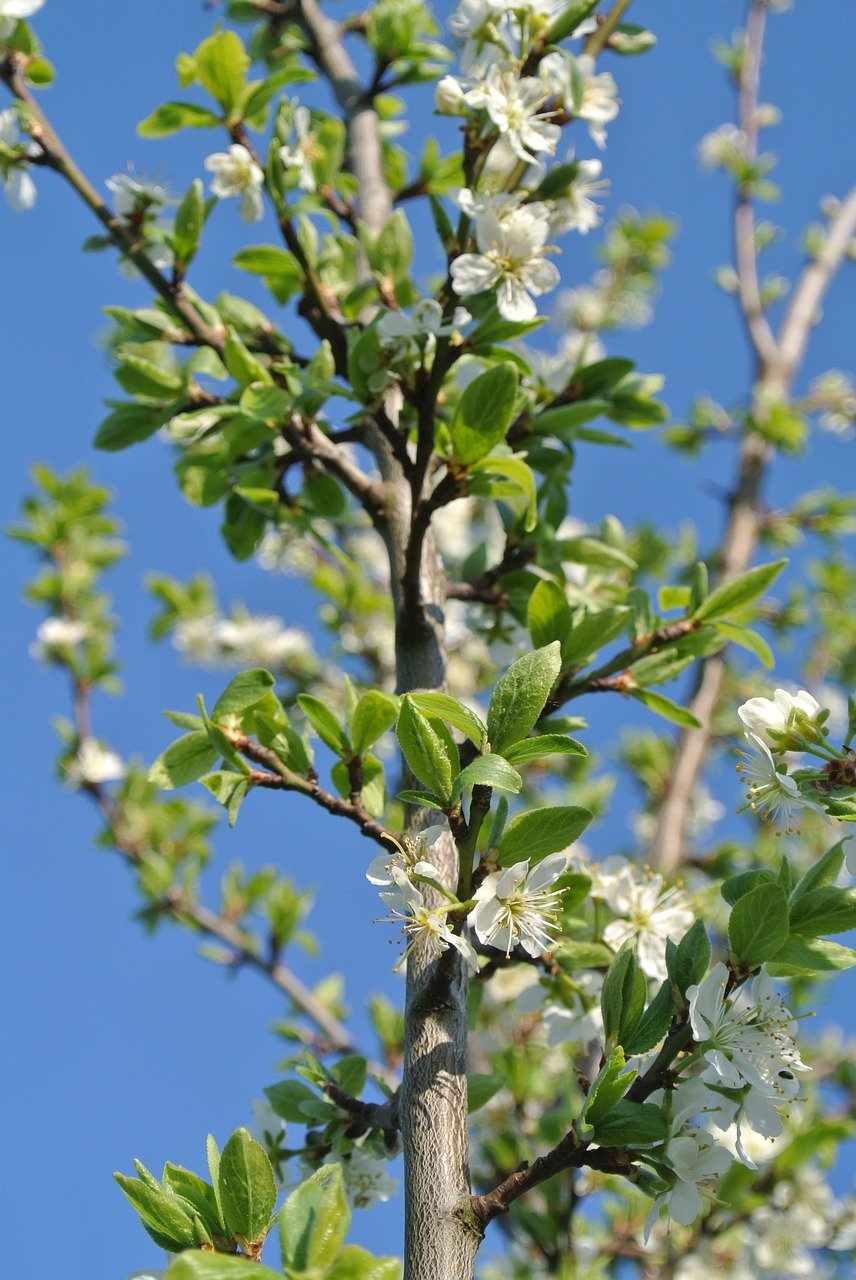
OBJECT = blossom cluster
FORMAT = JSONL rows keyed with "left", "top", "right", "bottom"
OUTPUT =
{"left": 431, "top": 0, "right": 618, "bottom": 320}
{"left": 736, "top": 687, "right": 842, "bottom": 835}
{"left": 172, "top": 612, "right": 316, "bottom": 675}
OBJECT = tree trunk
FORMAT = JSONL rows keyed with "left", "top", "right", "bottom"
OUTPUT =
{"left": 377, "top": 445, "right": 481, "bottom": 1280}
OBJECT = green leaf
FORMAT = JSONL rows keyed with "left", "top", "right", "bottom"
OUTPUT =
{"left": 331, "top": 1054, "right": 367, "bottom": 1098}
{"left": 201, "top": 770, "right": 252, "bottom": 826}
{"left": 265, "top": 1080, "right": 319, "bottom": 1123}
{"left": 350, "top": 691, "right": 400, "bottom": 755}
{"left": 279, "top": 1164, "right": 350, "bottom": 1274}
{"left": 713, "top": 620, "right": 775, "bottom": 669}
{"left": 224, "top": 327, "right": 271, "bottom": 388}
{"left": 173, "top": 179, "right": 205, "bottom": 266}
{"left": 138, "top": 101, "right": 222, "bottom": 137}
{"left": 167, "top": 1255, "right": 282, "bottom": 1280}
{"left": 503, "top": 734, "right": 586, "bottom": 764}
{"left": 591, "top": 1100, "right": 668, "bottom": 1148}
{"left": 496, "top": 806, "right": 592, "bottom": 866}
{"left": 233, "top": 244, "right": 302, "bottom": 304}
{"left": 149, "top": 731, "right": 220, "bottom": 790}
{"left": 547, "top": 0, "right": 600, "bottom": 44}
{"left": 298, "top": 694, "right": 347, "bottom": 755}
{"left": 207, "top": 1135, "right": 225, "bottom": 1228}
{"left": 450, "top": 364, "right": 519, "bottom": 465}
{"left": 240, "top": 383, "right": 290, "bottom": 422}
{"left": 561, "top": 607, "right": 631, "bottom": 670}
{"left": 407, "top": 693, "right": 487, "bottom": 748}
{"left": 212, "top": 668, "right": 275, "bottom": 721}
{"left": 559, "top": 537, "right": 636, "bottom": 573}
{"left": 470, "top": 454, "right": 537, "bottom": 530}
{"left": 601, "top": 944, "right": 645, "bottom": 1048}
{"left": 767, "top": 936, "right": 856, "bottom": 976}
{"left": 789, "top": 837, "right": 849, "bottom": 905}
{"left": 629, "top": 688, "right": 701, "bottom": 728}
{"left": 721, "top": 868, "right": 777, "bottom": 906}
{"left": 728, "top": 883, "right": 789, "bottom": 966}
{"left": 580, "top": 1047, "right": 636, "bottom": 1129}
{"left": 114, "top": 1173, "right": 197, "bottom": 1249}
{"left": 396, "top": 698, "right": 456, "bottom": 804}
{"left": 673, "top": 920, "right": 711, "bottom": 993}
{"left": 94, "top": 402, "right": 162, "bottom": 451}
{"left": 693, "top": 559, "right": 788, "bottom": 622}
{"left": 789, "top": 887, "right": 856, "bottom": 937}
{"left": 624, "top": 980, "right": 674, "bottom": 1054}
{"left": 194, "top": 30, "right": 249, "bottom": 114}
{"left": 528, "top": 579, "right": 572, "bottom": 653}
{"left": 573, "top": 357, "right": 635, "bottom": 397}
{"left": 452, "top": 753, "right": 522, "bottom": 797}
{"left": 395, "top": 789, "right": 445, "bottom": 809}
{"left": 468, "top": 1073, "right": 502, "bottom": 1112}
{"left": 327, "top": 1246, "right": 401, "bottom": 1280}
{"left": 218, "top": 1127, "right": 277, "bottom": 1243}
{"left": 532, "top": 401, "right": 610, "bottom": 435}
{"left": 162, "top": 1164, "right": 225, "bottom": 1236}
{"left": 487, "top": 643, "right": 562, "bottom": 755}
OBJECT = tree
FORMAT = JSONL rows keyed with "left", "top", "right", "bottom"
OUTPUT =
{"left": 5, "top": 0, "right": 856, "bottom": 1276}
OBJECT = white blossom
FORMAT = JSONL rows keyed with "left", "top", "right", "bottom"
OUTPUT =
{"left": 172, "top": 614, "right": 314, "bottom": 672}
{"left": 435, "top": 74, "right": 467, "bottom": 115}
{"left": 0, "top": 0, "right": 43, "bottom": 39}
{"left": 464, "top": 69, "right": 560, "bottom": 166}
{"left": 204, "top": 144, "right": 265, "bottom": 222}
{"left": 698, "top": 123, "right": 747, "bottom": 169}
{"left": 602, "top": 870, "right": 695, "bottom": 982}
{"left": 65, "top": 739, "right": 127, "bottom": 788}
{"left": 736, "top": 731, "right": 827, "bottom": 835}
{"left": 451, "top": 191, "right": 560, "bottom": 322}
{"left": 377, "top": 865, "right": 478, "bottom": 973}
{"left": 687, "top": 962, "right": 808, "bottom": 1095}
{"left": 547, "top": 158, "right": 609, "bottom": 236}
{"left": 106, "top": 171, "right": 171, "bottom": 217}
{"left": 0, "top": 107, "right": 37, "bottom": 210}
{"left": 377, "top": 299, "right": 471, "bottom": 360}
{"left": 279, "top": 104, "right": 318, "bottom": 191}
{"left": 469, "top": 853, "right": 568, "bottom": 958}
{"left": 30, "top": 617, "right": 89, "bottom": 659}
{"left": 738, "top": 687, "right": 823, "bottom": 748}
{"left": 541, "top": 971, "right": 603, "bottom": 1047}
{"left": 569, "top": 54, "right": 620, "bottom": 150}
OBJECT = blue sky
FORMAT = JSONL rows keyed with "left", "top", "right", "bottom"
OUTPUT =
{"left": 3, "top": 2, "right": 856, "bottom": 1276}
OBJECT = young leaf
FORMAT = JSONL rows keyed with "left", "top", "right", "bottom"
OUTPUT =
{"left": 673, "top": 920, "right": 711, "bottom": 993}
{"left": 407, "top": 692, "right": 487, "bottom": 748}
{"left": 788, "top": 887, "right": 856, "bottom": 937}
{"left": 629, "top": 688, "right": 701, "bottom": 729}
{"left": 527, "top": 579, "right": 573, "bottom": 653}
{"left": 211, "top": 668, "right": 275, "bottom": 721}
{"left": 297, "top": 694, "right": 347, "bottom": 755}
{"left": 496, "top": 806, "right": 592, "bottom": 866}
{"left": 166, "top": 1254, "right": 282, "bottom": 1280}
{"left": 591, "top": 1100, "right": 668, "bottom": 1148}
{"left": 453, "top": 753, "right": 522, "bottom": 797}
{"left": 623, "top": 979, "right": 674, "bottom": 1055}
{"left": 350, "top": 691, "right": 400, "bottom": 755}
{"left": 149, "top": 731, "right": 220, "bottom": 790}
{"left": 138, "top": 101, "right": 222, "bottom": 137}
{"left": 692, "top": 559, "right": 788, "bottom": 622}
{"left": 450, "top": 364, "right": 519, "bottom": 465}
{"left": 727, "top": 883, "right": 789, "bottom": 966}
{"left": 503, "top": 734, "right": 586, "bottom": 764}
{"left": 218, "top": 1127, "right": 277, "bottom": 1244}
{"left": 487, "top": 643, "right": 562, "bottom": 755}
{"left": 279, "top": 1164, "right": 350, "bottom": 1274}
{"left": 397, "top": 697, "right": 456, "bottom": 804}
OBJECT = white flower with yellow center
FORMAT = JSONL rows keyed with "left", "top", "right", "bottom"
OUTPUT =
{"left": 737, "top": 687, "right": 823, "bottom": 748}
{"left": 204, "top": 144, "right": 265, "bottom": 223}
{"left": 375, "top": 863, "right": 478, "bottom": 973}
{"left": 65, "top": 739, "right": 127, "bottom": 788}
{"left": 469, "top": 853, "right": 568, "bottom": 958}
{"left": 465, "top": 69, "right": 561, "bottom": 166}
{"left": 451, "top": 191, "right": 560, "bottom": 322}
{"left": 736, "top": 731, "right": 826, "bottom": 835}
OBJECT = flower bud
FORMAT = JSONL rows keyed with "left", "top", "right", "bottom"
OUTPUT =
{"left": 435, "top": 75, "right": 466, "bottom": 115}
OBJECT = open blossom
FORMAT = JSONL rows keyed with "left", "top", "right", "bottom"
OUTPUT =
{"left": 698, "top": 123, "right": 747, "bottom": 169}
{"left": 451, "top": 191, "right": 560, "bottom": 322}
{"left": 0, "top": 107, "right": 37, "bottom": 210}
{"left": 464, "top": 69, "right": 560, "bottom": 165}
{"left": 547, "top": 157, "right": 609, "bottom": 236}
{"left": 204, "top": 144, "right": 264, "bottom": 222}
{"left": 376, "top": 864, "right": 478, "bottom": 973}
{"left": 736, "top": 731, "right": 826, "bottom": 835}
{"left": 377, "top": 299, "right": 471, "bottom": 362}
{"left": 65, "top": 739, "right": 127, "bottom": 788}
{"left": 30, "top": 617, "right": 89, "bottom": 659}
{"left": 469, "top": 853, "right": 568, "bottom": 958}
{"left": 601, "top": 870, "right": 694, "bottom": 982}
{"left": 279, "top": 104, "right": 318, "bottom": 191}
{"left": 0, "top": 0, "right": 43, "bottom": 39}
{"left": 540, "top": 52, "right": 619, "bottom": 149}
{"left": 107, "top": 171, "right": 171, "bottom": 217}
{"left": 738, "top": 687, "right": 823, "bottom": 748}
{"left": 687, "top": 962, "right": 808, "bottom": 1095}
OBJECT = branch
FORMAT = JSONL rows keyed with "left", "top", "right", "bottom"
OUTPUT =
{"left": 777, "top": 184, "right": 856, "bottom": 378}
{"left": 281, "top": 412, "right": 390, "bottom": 525}
{"left": 584, "top": 0, "right": 636, "bottom": 57}
{"left": 288, "top": 0, "right": 392, "bottom": 236}
{"left": 466, "top": 1136, "right": 634, "bottom": 1235}
{"left": 1, "top": 56, "right": 226, "bottom": 352}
